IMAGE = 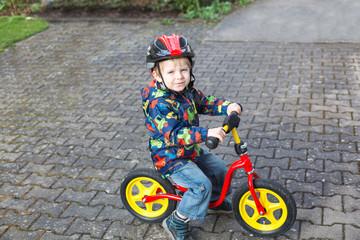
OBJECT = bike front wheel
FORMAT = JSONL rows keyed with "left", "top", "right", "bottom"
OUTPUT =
{"left": 232, "top": 179, "right": 296, "bottom": 237}
{"left": 120, "top": 168, "right": 177, "bottom": 223}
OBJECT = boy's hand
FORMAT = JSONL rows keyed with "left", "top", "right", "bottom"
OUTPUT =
{"left": 227, "top": 103, "right": 242, "bottom": 115}
{"left": 207, "top": 127, "right": 226, "bottom": 142}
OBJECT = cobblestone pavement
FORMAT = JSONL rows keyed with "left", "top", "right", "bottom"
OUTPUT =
{"left": 0, "top": 20, "right": 359, "bottom": 240}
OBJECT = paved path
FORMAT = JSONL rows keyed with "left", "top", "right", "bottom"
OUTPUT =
{"left": 206, "top": 0, "right": 360, "bottom": 43}
{"left": 0, "top": 1, "right": 359, "bottom": 239}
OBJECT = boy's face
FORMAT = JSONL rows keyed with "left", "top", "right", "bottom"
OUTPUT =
{"left": 153, "top": 58, "right": 191, "bottom": 92}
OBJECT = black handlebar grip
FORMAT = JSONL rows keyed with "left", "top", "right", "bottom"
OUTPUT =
{"left": 205, "top": 136, "right": 219, "bottom": 149}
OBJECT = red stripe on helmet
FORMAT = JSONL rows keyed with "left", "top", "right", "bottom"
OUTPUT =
{"left": 158, "top": 34, "right": 182, "bottom": 56}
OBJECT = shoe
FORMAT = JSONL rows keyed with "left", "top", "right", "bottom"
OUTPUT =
{"left": 208, "top": 198, "right": 232, "bottom": 214}
{"left": 162, "top": 211, "right": 194, "bottom": 240}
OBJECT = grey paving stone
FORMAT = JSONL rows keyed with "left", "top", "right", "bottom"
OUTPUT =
{"left": 96, "top": 205, "right": 134, "bottom": 223}
{"left": 0, "top": 210, "right": 39, "bottom": 229}
{"left": 104, "top": 221, "right": 149, "bottom": 239}
{"left": 344, "top": 225, "right": 360, "bottom": 240}
{"left": 48, "top": 165, "right": 84, "bottom": 178}
{"left": 65, "top": 218, "right": 111, "bottom": 238}
{"left": 324, "top": 182, "right": 360, "bottom": 198}
{"left": 89, "top": 192, "right": 123, "bottom": 208}
{"left": 323, "top": 208, "right": 360, "bottom": 227}
{"left": 271, "top": 167, "right": 306, "bottom": 181}
{"left": 78, "top": 166, "right": 113, "bottom": 180}
{"left": 61, "top": 202, "right": 103, "bottom": 220}
{"left": 30, "top": 215, "right": 75, "bottom": 234}
{"left": 39, "top": 231, "right": 81, "bottom": 240}
{"left": 305, "top": 169, "right": 342, "bottom": 184}
{"left": 303, "top": 194, "right": 343, "bottom": 211}
{"left": 19, "top": 162, "right": 54, "bottom": 175}
{"left": 290, "top": 158, "right": 324, "bottom": 171}
{"left": 0, "top": 152, "right": 23, "bottom": 163}
{"left": 56, "top": 189, "right": 97, "bottom": 205}
{"left": 72, "top": 156, "right": 108, "bottom": 168}
{"left": 22, "top": 173, "right": 59, "bottom": 188}
{"left": 52, "top": 176, "right": 89, "bottom": 191}
{"left": 24, "top": 185, "right": 64, "bottom": 201}
{"left": 344, "top": 195, "right": 360, "bottom": 212}
{"left": 297, "top": 207, "right": 322, "bottom": 225}
{"left": 0, "top": 171, "right": 28, "bottom": 185}
{"left": 27, "top": 199, "right": 69, "bottom": 216}
{"left": 287, "top": 180, "right": 323, "bottom": 195}
{"left": 0, "top": 196, "right": 35, "bottom": 213}
{"left": 0, "top": 227, "right": 43, "bottom": 240}
{"left": 325, "top": 160, "right": 359, "bottom": 173}
{"left": 44, "top": 154, "right": 79, "bottom": 166}
{"left": 0, "top": 183, "right": 32, "bottom": 198}
{"left": 300, "top": 222, "right": 343, "bottom": 239}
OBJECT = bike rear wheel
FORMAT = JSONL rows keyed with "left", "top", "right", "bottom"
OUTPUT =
{"left": 120, "top": 168, "right": 177, "bottom": 223}
{"left": 232, "top": 179, "right": 296, "bottom": 237}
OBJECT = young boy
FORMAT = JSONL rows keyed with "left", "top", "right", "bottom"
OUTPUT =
{"left": 141, "top": 34, "right": 242, "bottom": 240}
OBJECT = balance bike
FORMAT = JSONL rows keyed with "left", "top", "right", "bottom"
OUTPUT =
{"left": 120, "top": 112, "right": 297, "bottom": 237}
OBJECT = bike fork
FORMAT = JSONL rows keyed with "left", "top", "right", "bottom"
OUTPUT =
{"left": 235, "top": 139, "right": 266, "bottom": 217}
{"left": 247, "top": 171, "right": 266, "bottom": 216}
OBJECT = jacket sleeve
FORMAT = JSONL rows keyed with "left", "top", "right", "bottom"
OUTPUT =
{"left": 196, "top": 89, "right": 231, "bottom": 116}
{"left": 149, "top": 99, "right": 208, "bottom": 146}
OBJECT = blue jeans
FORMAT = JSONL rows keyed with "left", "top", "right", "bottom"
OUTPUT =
{"left": 169, "top": 148, "right": 230, "bottom": 221}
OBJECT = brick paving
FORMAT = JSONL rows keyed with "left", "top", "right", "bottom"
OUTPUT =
{"left": 0, "top": 20, "right": 359, "bottom": 240}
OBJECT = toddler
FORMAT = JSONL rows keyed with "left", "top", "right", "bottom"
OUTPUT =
{"left": 141, "top": 34, "right": 242, "bottom": 240}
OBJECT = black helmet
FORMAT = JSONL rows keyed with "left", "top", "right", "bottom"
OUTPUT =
{"left": 146, "top": 34, "right": 195, "bottom": 69}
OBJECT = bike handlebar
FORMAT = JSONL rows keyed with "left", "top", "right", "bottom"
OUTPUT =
{"left": 205, "top": 112, "right": 241, "bottom": 149}
{"left": 205, "top": 136, "right": 220, "bottom": 149}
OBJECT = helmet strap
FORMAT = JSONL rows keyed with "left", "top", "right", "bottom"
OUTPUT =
{"left": 155, "top": 62, "right": 166, "bottom": 88}
{"left": 156, "top": 62, "right": 177, "bottom": 95}
{"left": 188, "top": 70, "right": 196, "bottom": 89}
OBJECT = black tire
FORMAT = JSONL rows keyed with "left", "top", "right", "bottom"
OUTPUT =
{"left": 120, "top": 168, "right": 177, "bottom": 223}
{"left": 232, "top": 179, "right": 296, "bottom": 237}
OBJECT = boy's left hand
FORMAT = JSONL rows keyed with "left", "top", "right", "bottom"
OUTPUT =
{"left": 227, "top": 103, "right": 242, "bottom": 115}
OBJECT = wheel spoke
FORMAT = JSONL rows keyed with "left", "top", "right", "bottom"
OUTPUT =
{"left": 131, "top": 193, "right": 144, "bottom": 202}
{"left": 135, "top": 182, "right": 147, "bottom": 194}
{"left": 145, "top": 202, "right": 154, "bottom": 212}
{"left": 243, "top": 197, "right": 262, "bottom": 221}
{"left": 250, "top": 209, "right": 261, "bottom": 221}
{"left": 265, "top": 211, "right": 279, "bottom": 224}
{"left": 148, "top": 182, "right": 161, "bottom": 195}
{"left": 245, "top": 198, "right": 257, "bottom": 208}
{"left": 259, "top": 191, "right": 269, "bottom": 208}
{"left": 268, "top": 202, "right": 282, "bottom": 211}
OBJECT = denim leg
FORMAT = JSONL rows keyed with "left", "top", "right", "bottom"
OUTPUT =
{"left": 169, "top": 161, "right": 212, "bottom": 221}
{"left": 196, "top": 148, "right": 231, "bottom": 202}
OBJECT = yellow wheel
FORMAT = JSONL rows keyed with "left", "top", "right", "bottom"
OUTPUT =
{"left": 120, "top": 168, "right": 176, "bottom": 222}
{"left": 233, "top": 179, "right": 296, "bottom": 237}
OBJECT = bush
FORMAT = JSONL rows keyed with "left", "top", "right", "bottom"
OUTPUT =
{"left": 0, "top": 0, "right": 252, "bottom": 19}
{"left": 0, "top": 0, "right": 45, "bottom": 16}
{"left": 182, "top": 0, "right": 232, "bottom": 20}
{"left": 46, "top": 0, "right": 198, "bottom": 12}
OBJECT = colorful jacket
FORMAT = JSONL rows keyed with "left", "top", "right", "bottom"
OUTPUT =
{"left": 141, "top": 79, "right": 231, "bottom": 178}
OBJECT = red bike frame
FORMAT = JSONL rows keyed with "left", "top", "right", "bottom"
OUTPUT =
{"left": 142, "top": 127, "right": 266, "bottom": 216}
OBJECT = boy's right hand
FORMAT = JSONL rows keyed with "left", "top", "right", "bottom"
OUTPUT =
{"left": 207, "top": 127, "right": 226, "bottom": 142}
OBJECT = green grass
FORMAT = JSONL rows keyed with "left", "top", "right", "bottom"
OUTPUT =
{"left": 0, "top": 16, "right": 49, "bottom": 53}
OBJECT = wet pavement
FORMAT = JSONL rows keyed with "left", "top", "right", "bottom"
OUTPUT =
{"left": 0, "top": 1, "right": 360, "bottom": 239}
{"left": 206, "top": 0, "right": 360, "bottom": 43}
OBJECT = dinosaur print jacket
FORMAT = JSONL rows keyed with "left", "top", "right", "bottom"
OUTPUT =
{"left": 141, "top": 79, "right": 231, "bottom": 178}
